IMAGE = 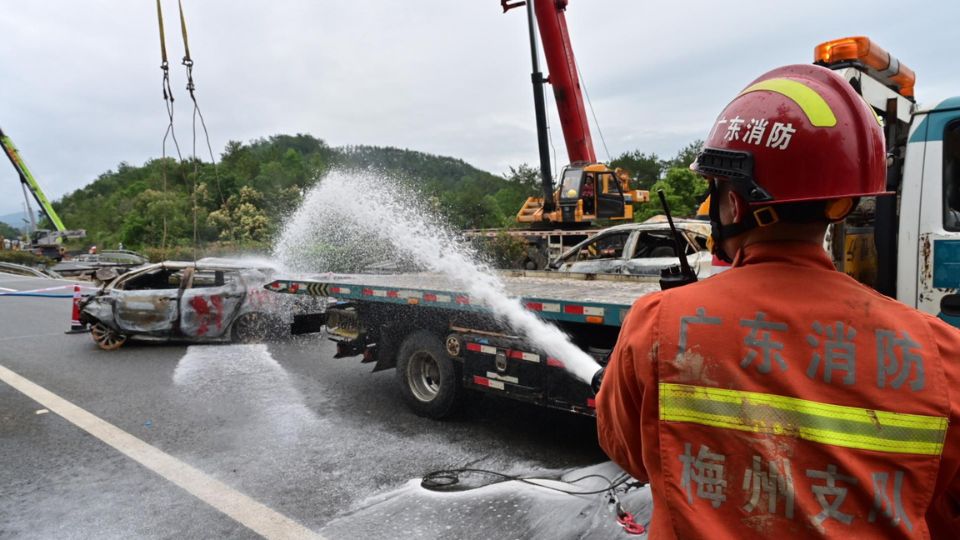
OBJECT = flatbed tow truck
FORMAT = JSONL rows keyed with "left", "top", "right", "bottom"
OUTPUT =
{"left": 267, "top": 271, "right": 658, "bottom": 418}
{"left": 269, "top": 34, "right": 960, "bottom": 420}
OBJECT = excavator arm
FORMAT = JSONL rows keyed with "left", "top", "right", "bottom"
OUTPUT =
{"left": 0, "top": 126, "right": 67, "bottom": 231}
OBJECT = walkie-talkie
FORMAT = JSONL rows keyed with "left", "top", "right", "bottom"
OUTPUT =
{"left": 657, "top": 189, "right": 699, "bottom": 290}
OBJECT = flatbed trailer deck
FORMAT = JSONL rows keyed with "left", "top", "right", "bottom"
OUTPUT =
{"left": 267, "top": 271, "right": 659, "bottom": 418}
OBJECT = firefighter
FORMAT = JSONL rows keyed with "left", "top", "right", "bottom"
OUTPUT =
{"left": 596, "top": 64, "right": 960, "bottom": 538}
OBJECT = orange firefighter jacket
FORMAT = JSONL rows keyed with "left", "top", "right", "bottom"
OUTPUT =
{"left": 597, "top": 240, "right": 960, "bottom": 539}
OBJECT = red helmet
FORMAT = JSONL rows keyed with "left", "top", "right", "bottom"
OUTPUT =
{"left": 692, "top": 64, "right": 886, "bottom": 204}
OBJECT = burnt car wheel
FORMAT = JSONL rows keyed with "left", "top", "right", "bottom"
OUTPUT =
{"left": 396, "top": 330, "right": 462, "bottom": 419}
{"left": 232, "top": 313, "right": 279, "bottom": 343}
{"left": 90, "top": 322, "right": 127, "bottom": 351}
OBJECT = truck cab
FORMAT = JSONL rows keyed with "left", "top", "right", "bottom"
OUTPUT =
{"left": 898, "top": 97, "right": 960, "bottom": 325}
{"left": 816, "top": 37, "right": 960, "bottom": 328}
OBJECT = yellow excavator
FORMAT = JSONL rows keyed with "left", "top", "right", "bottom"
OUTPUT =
{"left": 516, "top": 163, "right": 648, "bottom": 225}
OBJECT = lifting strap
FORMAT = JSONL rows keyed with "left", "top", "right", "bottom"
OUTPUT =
{"left": 178, "top": 0, "right": 195, "bottom": 98}
{"left": 155, "top": 0, "right": 225, "bottom": 259}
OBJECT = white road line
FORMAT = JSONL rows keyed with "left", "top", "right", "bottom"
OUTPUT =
{"left": 0, "top": 333, "right": 66, "bottom": 342}
{"left": 0, "top": 363, "right": 324, "bottom": 540}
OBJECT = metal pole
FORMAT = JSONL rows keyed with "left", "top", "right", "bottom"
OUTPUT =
{"left": 526, "top": 0, "right": 555, "bottom": 214}
{"left": 21, "top": 181, "right": 36, "bottom": 235}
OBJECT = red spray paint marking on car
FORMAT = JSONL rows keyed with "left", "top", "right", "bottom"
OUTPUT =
{"left": 188, "top": 295, "right": 224, "bottom": 336}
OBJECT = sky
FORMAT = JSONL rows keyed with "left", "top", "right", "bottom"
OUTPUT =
{"left": 1, "top": 0, "right": 958, "bottom": 217}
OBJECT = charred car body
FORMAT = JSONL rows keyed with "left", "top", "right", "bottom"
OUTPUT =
{"left": 79, "top": 260, "right": 320, "bottom": 350}
{"left": 549, "top": 219, "right": 714, "bottom": 277}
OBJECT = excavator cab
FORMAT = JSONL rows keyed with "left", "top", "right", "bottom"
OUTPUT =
{"left": 558, "top": 164, "right": 624, "bottom": 222}
{"left": 517, "top": 163, "right": 647, "bottom": 226}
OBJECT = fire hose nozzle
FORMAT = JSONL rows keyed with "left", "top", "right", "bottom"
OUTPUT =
{"left": 591, "top": 367, "right": 605, "bottom": 395}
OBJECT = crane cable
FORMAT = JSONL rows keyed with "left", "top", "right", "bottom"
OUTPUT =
{"left": 157, "top": 0, "right": 223, "bottom": 261}
{"left": 576, "top": 63, "right": 611, "bottom": 164}
{"left": 177, "top": 0, "right": 225, "bottom": 204}
{"left": 549, "top": 7, "right": 611, "bottom": 163}
{"left": 156, "top": 0, "right": 182, "bottom": 256}
{"left": 177, "top": 0, "right": 199, "bottom": 261}
{"left": 178, "top": 0, "right": 226, "bottom": 261}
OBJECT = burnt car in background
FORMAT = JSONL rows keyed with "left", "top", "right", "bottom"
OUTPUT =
{"left": 550, "top": 219, "right": 715, "bottom": 277}
{"left": 79, "top": 259, "right": 321, "bottom": 350}
{"left": 52, "top": 250, "right": 149, "bottom": 278}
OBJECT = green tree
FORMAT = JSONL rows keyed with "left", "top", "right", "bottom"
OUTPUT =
{"left": 503, "top": 163, "right": 541, "bottom": 195}
{"left": 663, "top": 140, "right": 704, "bottom": 170}
{"left": 610, "top": 151, "right": 663, "bottom": 190}
{"left": 635, "top": 167, "right": 708, "bottom": 222}
{"left": 207, "top": 186, "right": 271, "bottom": 243}
{"left": 0, "top": 221, "right": 22, "bottom": 240}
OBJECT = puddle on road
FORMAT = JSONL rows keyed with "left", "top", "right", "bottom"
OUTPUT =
{"left": 320, "top": 462, "right": 651, "bottom": 539}
{"left": 172, "top": 344, "right": 321, "bottom": 444}
{"left": 168, "top": 345, "right": 641, "bottom": 536}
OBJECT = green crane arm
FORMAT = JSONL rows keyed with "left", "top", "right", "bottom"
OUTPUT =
{"left": 0, "top": 126, "right": 66, "bottom": 232}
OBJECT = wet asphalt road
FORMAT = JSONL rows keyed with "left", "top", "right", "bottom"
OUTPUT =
{"left": 0, "top": 273, "right": 606, "bottom": 539}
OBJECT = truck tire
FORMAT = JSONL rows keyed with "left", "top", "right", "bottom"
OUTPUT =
{"left": 396, "top": 330, "right": 462, "bottom": 419}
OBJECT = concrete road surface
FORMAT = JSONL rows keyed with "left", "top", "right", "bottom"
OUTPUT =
{"left": 0, "top": 273, "right": 638, "bottom": 539}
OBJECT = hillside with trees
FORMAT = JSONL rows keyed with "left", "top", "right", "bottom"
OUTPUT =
{"left": 45, "top": 134, "right": 706, "bottom": 259}
{"left": 51, "top": 135, "right": 539, "bottom": 257}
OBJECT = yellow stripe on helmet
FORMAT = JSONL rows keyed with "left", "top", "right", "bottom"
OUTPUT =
{"left": 738, "top": 78, "right": 838, "bottom": 128}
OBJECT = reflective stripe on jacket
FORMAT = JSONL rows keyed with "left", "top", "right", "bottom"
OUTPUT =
{"left": 597, "top": 241, "right": 960, "bottom": 539}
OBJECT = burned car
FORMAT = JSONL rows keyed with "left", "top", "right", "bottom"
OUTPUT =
{"left": 79, "top": 259, "right": 320, "bottom": 350}
{"left": 51, "top": 249, "right": 149, "bottom": 278}
{"left": 550, "top": 219, "right": 715, "bottom": 277}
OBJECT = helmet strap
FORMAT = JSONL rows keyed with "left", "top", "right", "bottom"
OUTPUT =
{"left": 709, "top": 181, "right": 779, "bottom": 263}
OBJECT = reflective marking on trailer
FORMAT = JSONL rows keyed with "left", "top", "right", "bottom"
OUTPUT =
{"left": 508, "top": 350, "right": 540, "bottom": 363}
{"left": 541, "top": 303, "right": 561, "bottom": 313}
{"left": 472, "top": 375, "right": 505, "bottom": 390}
{"left": 0, "top": 363, "right": 323, "bottom": 540}
{"left": 486, "top": 372, "right": 519, "bottom": 384}
{"left": 564, "top": 305, "right": 584, "bottom": 315}
{"left": 399, "top": 290, "right": 420, "bottom": 299}
{"left": 371, "top": 289, "right": 388, "bottom": 297}
{"left": 546, "top": 357, "right": 565, "bottom": 368}
{"left": 466, "top": 342, "right": 482, "bottom": 352}
{"left": 480, "top": 345, "right": 497, "bottom": 355}
{"left": 435, "top": 294, "right": 452, "bottom": 303}
{"left": 583, "top": 306, "right": 604, "bottom": 317}
{"left": 455, "top": 295, "right": 470, "bottom": 305}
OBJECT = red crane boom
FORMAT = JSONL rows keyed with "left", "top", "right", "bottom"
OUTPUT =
{"left": 504, "top": 0, "right": 647, "bottom": 225}
{"left": 531, "top": 0, "right": 595, "bottom": 164}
